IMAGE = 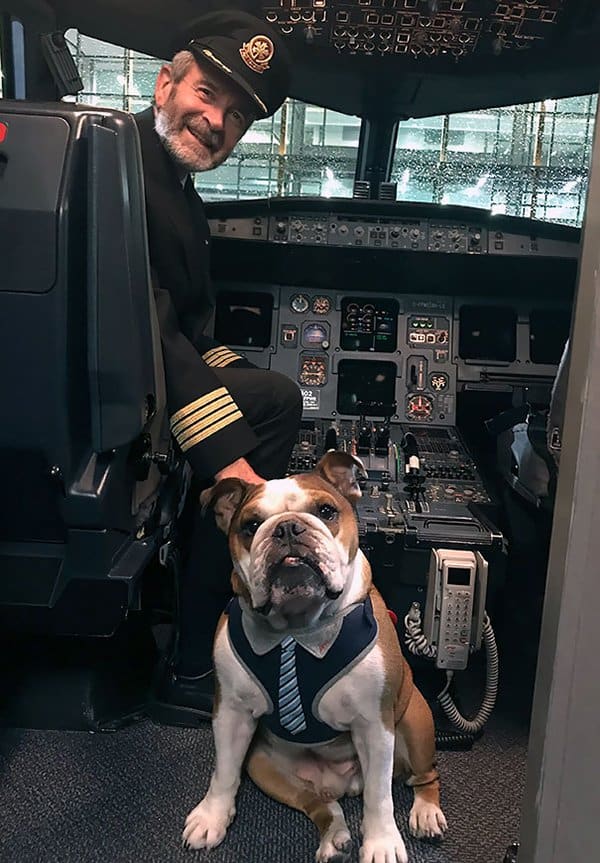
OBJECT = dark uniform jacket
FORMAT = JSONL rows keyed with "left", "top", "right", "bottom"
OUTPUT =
{"left": 134, "top": 107, "right": 258, "bottom": 477}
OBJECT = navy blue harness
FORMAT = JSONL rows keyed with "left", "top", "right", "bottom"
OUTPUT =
{"left": 226, "top": 596, "right": 378, "bottom": 745}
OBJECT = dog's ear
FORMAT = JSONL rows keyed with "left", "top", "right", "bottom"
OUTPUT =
{"left": 200, "top": 478, "right": 253, "bottom": 534}
{"left": 314, "top": 451, "right": 367, "bottom": 504}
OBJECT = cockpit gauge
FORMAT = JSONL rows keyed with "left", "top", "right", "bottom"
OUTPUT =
{"left": 298, "top": 355, "right": 328, "bottom": 387}
{"left": 406, "top": 394, "right": 434, "bottom": 420}
{"left": 290, "top": 293, "right": 310, "bottom": 314}
{"left": 430, "top": 373, "right": 449, "bottom": 392}
{"left": 312, "top": 295, "right": 331, "bottom": 315}
{"left": 340, "top": 297, "right": 398, "bottom": 352}
{"left": 302, "top": 323, "right": 329, "bottom": 347}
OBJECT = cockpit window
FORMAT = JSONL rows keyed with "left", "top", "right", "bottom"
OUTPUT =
{"left": 65, "top": 30, "right": 156, "bottom": 113}
{"left": 392, "top": 96, "right": 596, "bottom": 226}
{"left": 197, "top": 103, "right": 360, "bottom": 200}
{"left": 67, "top": 30, "right": 595, "bottom": 225}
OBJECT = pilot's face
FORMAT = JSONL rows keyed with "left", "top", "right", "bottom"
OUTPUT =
{"left": 153, "top": 59, "right": 254, "bottom": 173}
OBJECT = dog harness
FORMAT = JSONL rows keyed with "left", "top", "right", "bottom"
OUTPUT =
{"left": 226, "top": 596, "right": 378, "bottom": 745}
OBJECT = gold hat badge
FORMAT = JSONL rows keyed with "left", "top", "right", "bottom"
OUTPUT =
{"left": 239, "top": 35, "right": 274, "bottom": 74}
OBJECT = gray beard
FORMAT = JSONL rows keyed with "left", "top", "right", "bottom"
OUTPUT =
{"left": 154, "top": 107, "right": 220, "bottom": 173}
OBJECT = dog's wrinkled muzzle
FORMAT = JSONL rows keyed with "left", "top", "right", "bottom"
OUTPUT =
{"left": 253, "top": 516, "right": 342, "bottom": 616}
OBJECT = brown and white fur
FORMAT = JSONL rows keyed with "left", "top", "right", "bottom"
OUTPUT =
{"left": 182, "top": 452, "right": 447, "bottom": 863}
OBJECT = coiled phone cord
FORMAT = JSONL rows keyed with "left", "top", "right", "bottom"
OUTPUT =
{"left": 404, "top": 604, "right": 499, "bottom": 734}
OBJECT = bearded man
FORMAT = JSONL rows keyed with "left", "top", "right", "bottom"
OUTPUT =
{"left": 135, "top": 11, "right": 302, "bottom": 726}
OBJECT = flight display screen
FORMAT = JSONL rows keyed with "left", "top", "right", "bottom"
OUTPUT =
{"left": 336, "top": 359, "right": 397, "bottom": 416}
{"left": 340, "top": 297, "right": 399, "bottom": 352}
{"left": 529, "top": 308, "right": 570, "bottom": 364}
{"left": 459, "top": 305, "right": 517, "bottom": 362}
{"left": 214, "top": 290, "right": 273, "bottom": 348}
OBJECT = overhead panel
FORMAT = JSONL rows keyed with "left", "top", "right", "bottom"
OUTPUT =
{"left": 41, "top": 0, "right": 600, "bottom": 115}
{"left": 262, "top": 0, "right": 565, "bottom": 60}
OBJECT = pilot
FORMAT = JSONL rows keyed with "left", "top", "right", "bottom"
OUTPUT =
{"left": 134, "top": 12, "right": 302, "bottom": 725}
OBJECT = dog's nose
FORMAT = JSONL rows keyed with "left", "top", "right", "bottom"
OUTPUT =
{"left": 272, "top": 520, "right": 306, "bottom": 541}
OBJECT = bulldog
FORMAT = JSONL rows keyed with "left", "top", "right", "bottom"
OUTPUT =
{"left": 183, "top": 451, "right": 447, "bottom": 863}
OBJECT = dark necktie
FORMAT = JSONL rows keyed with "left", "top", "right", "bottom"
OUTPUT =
{"left": 277, "top": 636, "right": 307, "bottom": 735}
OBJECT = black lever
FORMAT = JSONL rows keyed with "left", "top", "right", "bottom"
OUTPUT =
{"left": 401, "top": 432, "right": 426, "bottom": 511}
{"left": 401, "top": 431, "right": 419, "bottom": 464}
{"left": 324, "top": 426, "right": 338, "bottom": 452}
{"left": 374, "top": 422, "right": 390, "bottom": 457}
{"left": 357, "top": 416, "right": 372, "bottom": 455}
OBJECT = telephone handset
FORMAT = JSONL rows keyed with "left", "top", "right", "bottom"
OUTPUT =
{"left": 422, "top": 548, "right": 488, "bottom": 671}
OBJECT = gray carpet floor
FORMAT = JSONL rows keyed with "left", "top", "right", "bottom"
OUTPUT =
{"left": 0, "top": 707, "right": 527, "bottom": 863}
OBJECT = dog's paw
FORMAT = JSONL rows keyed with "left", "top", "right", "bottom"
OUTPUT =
{"left": 316, "top": 826, "right": 352, "bottom": 863}
{"left": 408, "top": 798, "right": 447, "bottom": 840}
{"left": 359, "top": 830, "right": 408, "bottom": 863}
{"left": 182, "top": 797, "right": 236, "bottom": 850}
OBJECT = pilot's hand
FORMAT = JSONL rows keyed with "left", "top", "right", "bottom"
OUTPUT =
{"left": 214, "top": 457, "right": 264, "bottom": 486}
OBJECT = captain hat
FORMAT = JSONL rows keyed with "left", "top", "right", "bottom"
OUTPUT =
{"left": 173, "top": 11, "right": 291, "bottom": 118}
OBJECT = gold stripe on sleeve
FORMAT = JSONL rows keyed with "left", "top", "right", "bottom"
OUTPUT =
{"left": 202, "top": 346, "right": 243, "bottom": 367}
{"left": 171, "top": 394, "right": 231, "bottom": 438}
{"left": 170, "top": 387, "right": 228, "bottom": 428}
{"left": 210, "top": 353, "right": 242, "bottom": 368}
{"left": 177, "top": 402, "right": 242, "bottom": 448}
{"left": 179, "top": 409, "right": 244, "bottom": 451}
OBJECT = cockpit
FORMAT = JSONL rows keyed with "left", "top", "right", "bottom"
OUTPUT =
{"left": 1, "top": 3, "right": 598, "bottom": 862}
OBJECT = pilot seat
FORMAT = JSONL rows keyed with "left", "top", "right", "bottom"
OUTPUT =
{"left": 0, "top": 100, "right": 185, "bottom": 729}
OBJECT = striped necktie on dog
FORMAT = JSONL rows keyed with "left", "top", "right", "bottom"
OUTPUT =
{"left": 278, "top": 636, "right": 307, "bottom": 734}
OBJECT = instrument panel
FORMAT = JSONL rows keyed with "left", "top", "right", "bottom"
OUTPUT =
{"left": 209, "top": 199, "right": 575, "bottom": 428}
{"left": 209, "top": 207, "right": 579, "bottom": 259}
{"left": 214, "top": 284, "right": 570, "bottom": 426}
{"left": 287, "top": 419, "right": 492, "bottom": 506}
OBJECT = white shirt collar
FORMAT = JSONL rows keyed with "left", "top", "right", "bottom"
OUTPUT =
{"left": 238, "top": 598, "right": 364, "bottom": 659}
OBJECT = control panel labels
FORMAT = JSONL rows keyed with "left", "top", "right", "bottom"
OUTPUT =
{"left": 301, "top": 388, "right": 321, "bottom": 411}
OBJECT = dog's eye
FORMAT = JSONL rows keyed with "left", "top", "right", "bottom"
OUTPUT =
{"left": 318, "top": 503, "right": 338, "bottom": 521}
{"left": 241, "top": 519, "right": 261, "bottom": 536}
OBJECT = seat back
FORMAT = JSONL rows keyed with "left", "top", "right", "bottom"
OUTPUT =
{"left": 0, "top": 100, "right": 172, "bottom": 634}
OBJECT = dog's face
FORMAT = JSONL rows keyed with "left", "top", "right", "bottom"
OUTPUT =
{"left": 202, "top": 452, "right": 367, "bottom": 627}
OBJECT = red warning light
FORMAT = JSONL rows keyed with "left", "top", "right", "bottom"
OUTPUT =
{"left": 0, "top": 121, "right": 7, "bottom": 143}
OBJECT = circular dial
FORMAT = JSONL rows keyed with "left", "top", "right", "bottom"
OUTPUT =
{"left": 312, "top": 295, "right": 331, "bottom": 315}
{"left": 430, "top": 373, "right": 449, "bottom": 392}
{"left": 361, "top": 304, "right": 375, "bottom": 327}
{"left": 290, "top": 293, "right": 310, "bottom": 314}
{"left": 406, "top": 394, "right": 434, "bottom": 420}
{"left": 298, "top": 356, "right": 328, "bottom": 387}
